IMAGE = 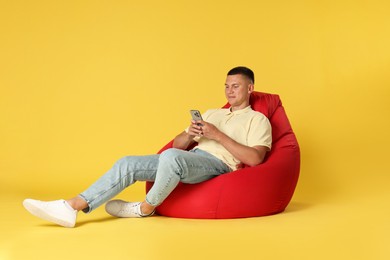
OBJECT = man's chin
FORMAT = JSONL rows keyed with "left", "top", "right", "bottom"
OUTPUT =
{"left": 227, "top": 98, "right": 236, "bottom": 104}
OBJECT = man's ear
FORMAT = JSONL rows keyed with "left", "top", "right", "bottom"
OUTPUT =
{"left": 248, "top": 84, "right": 254, "bottom": 93}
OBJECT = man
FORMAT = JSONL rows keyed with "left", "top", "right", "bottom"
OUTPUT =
{"left": 23, "top": 66, "right": 272, "bottom": 228}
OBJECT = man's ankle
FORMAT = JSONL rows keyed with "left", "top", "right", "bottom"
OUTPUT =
{"left": 140, "top": 201, "right": 155, "bottom": 216}
{"left": 67, "top": 197, "right": 88, "bottom": 211}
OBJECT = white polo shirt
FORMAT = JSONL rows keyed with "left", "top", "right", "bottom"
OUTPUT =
{"left": 187, "top": 106, "right": 272, "bottom": 170}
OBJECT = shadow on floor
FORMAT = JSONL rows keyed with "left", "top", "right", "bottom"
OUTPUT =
{"left": 76, "top": 216, "right": 118, "bottom": 227}
{"left": 283, "top": 202, "right": 312, "bottom": 214}
{"left": 39, "top": 216, "right": 118, "bottom": 228}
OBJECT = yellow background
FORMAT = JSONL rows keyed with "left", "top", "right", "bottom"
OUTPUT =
{"left": 1, "top": 0, "right": 389, "bottom": 259}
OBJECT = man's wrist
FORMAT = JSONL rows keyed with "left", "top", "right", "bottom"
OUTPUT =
{"left": 185, "top": 131, "right": 196, "bottom": 139}
{"left": 214, "top": 131, "right": 225, "bottom": 143}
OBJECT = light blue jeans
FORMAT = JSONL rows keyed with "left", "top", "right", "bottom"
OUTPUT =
{"left": 79, "top": 148, "right": 231, "bottom": 213}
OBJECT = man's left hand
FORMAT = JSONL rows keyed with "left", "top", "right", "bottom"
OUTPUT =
{"left": 198, "top": 121, "right": 222, "bottom": 141}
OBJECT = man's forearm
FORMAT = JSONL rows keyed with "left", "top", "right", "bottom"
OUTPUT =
{"left": 215, "top": 132, "right": 266, "bottom": 166}
{"left": 172, "top": 131, "right": 195, "bottom": 150}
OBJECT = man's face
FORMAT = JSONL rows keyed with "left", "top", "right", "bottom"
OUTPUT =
{"left": 224, "top": 74, "right": 253, "bottom": 109}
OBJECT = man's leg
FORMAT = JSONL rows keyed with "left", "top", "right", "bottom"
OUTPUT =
{"left": 78, "top": 154, "right": 160, "bottom": 213}
{"left": 106, "top": 148, "right": 230, "bottom": 217}
{"left": 144, "top": 148, "right": 231, "bottom": 211}
{"left": 23, "top": 154, "right": 160, "bottom": 227}
{"left": 67, "top": 155, "right": 159, "bottom": 212}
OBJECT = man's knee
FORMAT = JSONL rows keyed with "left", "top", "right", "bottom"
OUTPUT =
{"left": 113, "top": 156, "right": 137, "bottom": 172}
{"left": 159, "top": 148, "right": 185, "bottom": 161}
{"left": 115, "top": 156, "right": 129, "bottom": 166}
{"left": 159, "top": 149, "right": 187, "bottom": 178}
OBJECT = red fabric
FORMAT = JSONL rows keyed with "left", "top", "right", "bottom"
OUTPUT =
{"left": 146, "top": 92, "right": 300, "bottom": 218}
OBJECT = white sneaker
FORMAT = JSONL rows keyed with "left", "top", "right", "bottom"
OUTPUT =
{"left": 105, "top": 200, "right": 154, "bottom": 218}
{"left": 23, "top": 199, "right": 77, "bottom": 228}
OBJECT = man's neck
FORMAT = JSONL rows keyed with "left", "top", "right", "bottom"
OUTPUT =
{"left": 230, "top": 103, "right": 250, "bottom": 112}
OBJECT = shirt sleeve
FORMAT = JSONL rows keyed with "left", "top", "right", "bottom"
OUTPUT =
{"left": 247, "top": 113, "right": 272, "bottom": 150}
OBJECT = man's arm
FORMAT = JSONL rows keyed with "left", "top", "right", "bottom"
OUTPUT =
{"left": 172, "top": 131, "right": 194, "bottom": 150}
{"left": 200, "top": 121, "right": 268, "bottom": 166}
{"left": 215, "top": 133, "right": 268, "bottom": 166}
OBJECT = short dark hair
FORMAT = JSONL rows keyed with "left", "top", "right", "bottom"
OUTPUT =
{"left": 227, "top": 66, "right": 254, "bottom": 84}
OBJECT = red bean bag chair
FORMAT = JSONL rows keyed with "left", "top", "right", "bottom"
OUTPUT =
{"left": 146, "top": 91, "right": 300, "bottom": 218}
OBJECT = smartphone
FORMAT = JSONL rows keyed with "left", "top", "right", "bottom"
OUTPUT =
{"left": 190, "top": 110, "right": 203, "bottom": 126}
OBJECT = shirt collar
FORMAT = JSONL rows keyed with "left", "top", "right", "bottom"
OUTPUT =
{"left": 225, "top": 105, "right": 252, "bottom": 115}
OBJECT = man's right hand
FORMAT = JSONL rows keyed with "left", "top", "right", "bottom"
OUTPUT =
{"left": 187, "top": 120, "right": 203, "bottom": 137}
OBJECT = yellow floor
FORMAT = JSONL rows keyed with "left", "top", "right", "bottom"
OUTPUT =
{"left": 1, "top": 186, "right": 389, "bottom": 260}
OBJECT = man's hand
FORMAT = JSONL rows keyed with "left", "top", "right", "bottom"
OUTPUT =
{"left": 197, "top": 121, "right": 222, "bottom": 141}
{"left": 172, "top": 120, "right": 211, "bottom": 150}
{"left": 187, "top": 120, "right": 204, "bottom": 136}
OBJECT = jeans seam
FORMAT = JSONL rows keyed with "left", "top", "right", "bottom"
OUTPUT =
{"left": 147, "top": 167, "right": 179, "bottom": 206}
{"left": 84, "top": 169, "right": 156, "bottom": 211}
